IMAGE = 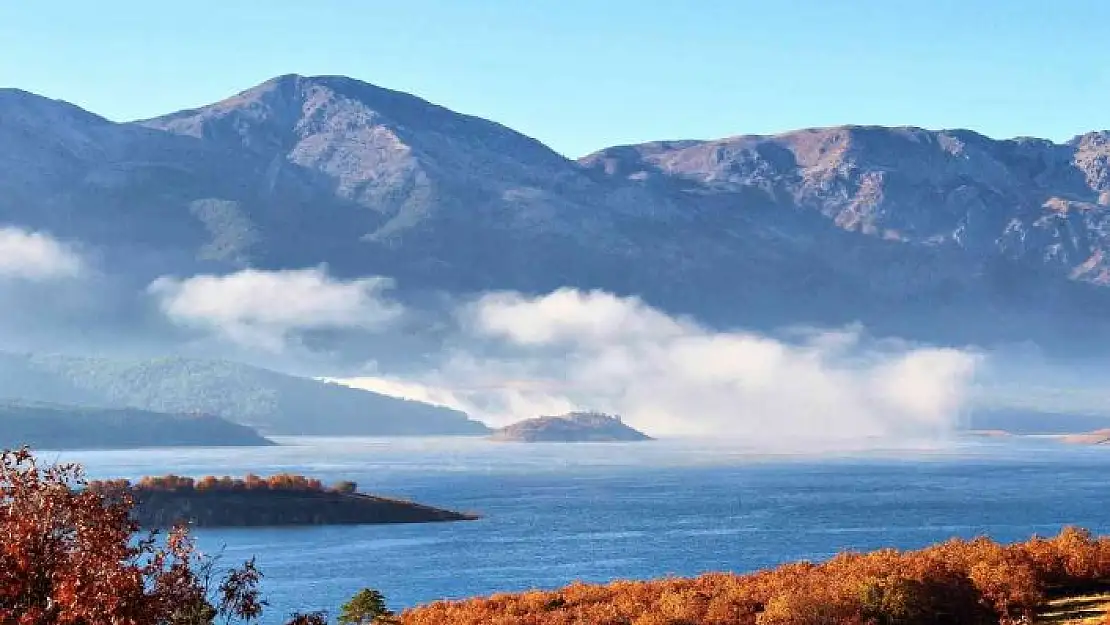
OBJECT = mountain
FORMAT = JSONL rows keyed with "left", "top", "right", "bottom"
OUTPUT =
{"left": 965, "top": 407, "right": 1110, "bottom": 435}
{"left": 4, "top": 75, "right": 1110, "bottom": 349}
{"left": 0, "top": 83, "right": 378, "bottom": 280}
{"left": 0, "top": 401, "right": 273, "bottom": 449}
{"left": 580, "top": 127, "right": 1110, "bottom": 281}
{"left": 133, "top": 74, "right": 691, "bottom": 296}
{"left": 0, "top": 352, "right": 489, "bottom": 436}
{"left": 580, "top": 127, "right": 1110, "bottom": 341}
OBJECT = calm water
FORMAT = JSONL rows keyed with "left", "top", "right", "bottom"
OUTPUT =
{"left": 49, "top": 436, "right": 1110, "bottom": 622}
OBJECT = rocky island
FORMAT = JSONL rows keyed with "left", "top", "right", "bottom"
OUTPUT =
{"left": 89, "top": 474, "right": 477, "bottom": 528}
{"left": 490, "top": 412, "right": 653, "bottom": 442}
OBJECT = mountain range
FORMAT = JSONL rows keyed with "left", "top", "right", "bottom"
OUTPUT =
{"left": 3, "top": 74, "right": 1110, "bottom": 349}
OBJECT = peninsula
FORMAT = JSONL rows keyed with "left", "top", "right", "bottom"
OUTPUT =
{"left": 490, "top": 412, "right": 653, "bottom": 442}
{"left": 0, "top": 402, "right": 273, "bottom": 450}
{"left": 89, "top": 474, "right": 477, "bottom": 528}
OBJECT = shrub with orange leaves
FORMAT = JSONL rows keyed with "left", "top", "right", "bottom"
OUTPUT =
{"left": 93, "top": 472, "right": 345, "bottom": 495}
{"left": 399, "top": 525, "right": 1110, "bottom": 625}
{"left": 0, "top": 447, "right": 326, "bottom": 625}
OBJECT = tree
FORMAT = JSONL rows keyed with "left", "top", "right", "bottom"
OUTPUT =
{"left": 334, "top": 480, "right": 358, "bottom": 494}
{"left": 0, "top": 447, "right": 317, "bottom": 625}
{"left": 287, "top": 611, "right": 329, "bottom": 625}
{"left": 339, "top": 588, "right": 395, "bottom": 625}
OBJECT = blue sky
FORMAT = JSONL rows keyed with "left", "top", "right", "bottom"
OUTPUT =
{"left": 2, "top": 1, "right": 1107, "bottom": 156}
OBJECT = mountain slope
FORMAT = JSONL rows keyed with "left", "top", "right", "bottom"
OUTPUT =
{"left": 0, "top": 352, "right": 489, "bottom": 436}
{"left": 4, "top": 77, "right": 1110, "bottom": 349}
{"left": 136, "top": 77, "right": 1075, "bottom": 339}
{"left": 580, "top": 126, "right": 1110, "bottom": 283}
{"left": 0, "top": 401, "right": 273, "bottom": 449}
{"left": 135, "top": 74, "right": 693, "bottom": 293}
{"left": 140, "top": 74, "right": 593, "bottom": 239}
{"left": 0, "top": 85, "right": 381, "bottom": 278}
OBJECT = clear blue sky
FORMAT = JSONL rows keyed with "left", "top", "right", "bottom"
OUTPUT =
{"left": 2, "top": 1, "right": 1107, "bottom": 156}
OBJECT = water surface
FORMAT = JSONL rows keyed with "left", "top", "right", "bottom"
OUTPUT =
{"left": 52, "top": 436, "right": 1110, "bottom": 621}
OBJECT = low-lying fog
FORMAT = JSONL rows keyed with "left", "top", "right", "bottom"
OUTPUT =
{"left": 4, "top": 225, "right": 1110, "bottom": 447}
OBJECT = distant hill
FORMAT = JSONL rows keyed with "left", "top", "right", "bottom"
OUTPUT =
{"left": 0, "top": 352, "right": 489, "bottom": 436}
{"left": 490, "top": 412, "right": 653, "bottom": 442}
{"left": 4, "top": 75, "right": 1110, "bottom": 350}
{"left": 965, "top": 407, "right": 1110, "bottom": 435}
{"left": 1060, "top": 429, "right": 1110, "bottom": 445}
{"left": 0, "top": 401, "right": 272, "bottom": 449}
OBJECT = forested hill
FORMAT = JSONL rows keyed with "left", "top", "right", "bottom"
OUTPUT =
{"left": 0, "top": 352, "right": 488, "bottom": 436}
{"left": 0, "top": 401, "right": 273, "bottom": 449}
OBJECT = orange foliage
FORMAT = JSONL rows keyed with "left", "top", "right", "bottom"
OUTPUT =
{"left": 90, "top": 472, "right": 343, "bottom": 494}
{"left": 0, "top": 448, "right": 244, "bottom": 624}
{"left": 401, "top": 527, "right": 1110, "bottom": 625}
{"left": 2, "top": 447, "right": 331, "bottom": 625}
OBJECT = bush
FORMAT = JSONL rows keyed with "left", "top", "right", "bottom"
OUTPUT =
{"left": 401, "top": 525, "right": 1110, "bottom": 625}
{"left": 0, "top": 447, "right": 327, "bottom": 625}
{"left": 333, "top": 480, "right": 359, "bottom": 494}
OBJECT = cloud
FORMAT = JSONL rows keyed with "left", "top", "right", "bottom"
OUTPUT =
{"left": 149, "top": 267, "right": 402, "bottom": 351}
{"left": 469, "top": 289, "right": 689, "bottom": 345}
{"left": 0, "top": 227, "right": 84, "bottom": 280}
{"left": 337, "top": 288, "right": 980, "bottom": 447}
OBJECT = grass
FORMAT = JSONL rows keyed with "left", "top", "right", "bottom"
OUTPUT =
{"left": 1038, "top": 592, "right": 1110, "bottom": 624}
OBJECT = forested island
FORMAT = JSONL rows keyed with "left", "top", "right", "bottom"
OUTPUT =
{"left": 490, "top": 411, "right": 653, "bottom": 442}
{"left": 89, "top": 474, "right": 476, "bottom": 527}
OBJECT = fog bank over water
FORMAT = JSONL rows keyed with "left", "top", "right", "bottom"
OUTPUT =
{"left": 333, "top": 289, "right": 981, "bottom": 445}
{"left": 0, "top": 234, "right": 985, "bottom": 444}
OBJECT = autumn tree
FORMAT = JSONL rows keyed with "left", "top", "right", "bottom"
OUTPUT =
{"left": 0, "top": 447, "right": 321, "bottom": 625}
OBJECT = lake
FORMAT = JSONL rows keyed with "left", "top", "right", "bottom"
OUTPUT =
{"left": 50, "top": 436, "right": 1110, "bottom": 622}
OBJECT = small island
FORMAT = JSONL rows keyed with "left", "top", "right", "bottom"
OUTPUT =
{"left": 89, "top": 474, "right": 477, "bottom": 528}
{"left": 1060, "top": 428, "right": 1110, "bottom": 445}
{"left": 490, "top": 411, "right": 653, "bottom": 443}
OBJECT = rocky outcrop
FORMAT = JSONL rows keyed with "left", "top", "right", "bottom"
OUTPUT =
{"left": 490, "top": 412, "right": 652, "bottom": 442}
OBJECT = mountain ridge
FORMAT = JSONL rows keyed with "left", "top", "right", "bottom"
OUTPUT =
{"left": 0, "top": 351, "right": 489, "bottom": 436}
{"left": 4, "top": 75, "right": 1110, "bottom": 350}
{"left": 0, "top": 400, "right": 274, "bottom": 449}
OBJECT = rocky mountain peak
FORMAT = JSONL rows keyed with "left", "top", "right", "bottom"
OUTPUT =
{"left": 1070, "top": 131, "right": 1110, "bottom": 195}
{"left": 137, "top": 75, "right": 590, "bottom": 238}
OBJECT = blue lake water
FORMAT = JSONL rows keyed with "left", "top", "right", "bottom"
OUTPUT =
{"left": 50, "top": 436, "right": 1110, "bottom": 622}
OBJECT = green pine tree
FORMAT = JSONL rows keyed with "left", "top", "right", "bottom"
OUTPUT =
{"left": 338, "top": 589, "right": 395, "bottom": 625}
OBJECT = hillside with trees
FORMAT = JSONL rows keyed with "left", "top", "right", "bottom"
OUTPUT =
{"left": 0, "top": 352, "right": 489, "bottom": 436}
{"left": 401, "top": 526, "right": 1110, "bottom": 625}
{"left": 0, "top": 401, "right": 272, "bottom": 449}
